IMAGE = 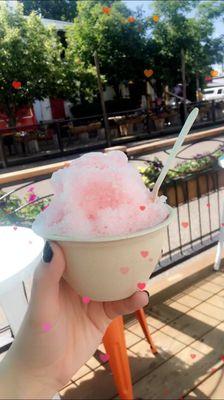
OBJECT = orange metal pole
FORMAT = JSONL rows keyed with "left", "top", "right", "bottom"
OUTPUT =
{"left": 103, "top": 316, "right": 133, "bottom": 400}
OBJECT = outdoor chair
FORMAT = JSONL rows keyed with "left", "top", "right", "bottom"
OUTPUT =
{"left": 102, "top": 308, "right": 157, "bottom": 400}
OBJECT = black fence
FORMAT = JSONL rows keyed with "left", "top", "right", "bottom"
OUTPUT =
{"left": 1, "top": 99, "right": 224, "bottom": 169}
{"left": 152, "top": 166, "right": 222, "bottom": 276}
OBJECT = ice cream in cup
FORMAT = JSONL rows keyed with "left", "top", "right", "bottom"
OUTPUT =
{"left": 33, "top": 151, "right": 173, "bottom": 301}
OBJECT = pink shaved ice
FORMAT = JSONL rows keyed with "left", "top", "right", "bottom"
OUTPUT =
{"left": 33, "top": 151, "right": 169, "bottom": 239}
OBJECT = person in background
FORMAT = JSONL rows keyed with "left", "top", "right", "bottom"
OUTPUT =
{"left": 174, "top": 83, "right": 185, "bottom": 125}
{"left": 196, "top": 88, "right": 203, "bottom": 102}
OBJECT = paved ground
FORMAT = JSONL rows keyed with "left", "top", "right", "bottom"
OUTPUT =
{"left": 56, "top": 269, "right": 224, "bottom": 400}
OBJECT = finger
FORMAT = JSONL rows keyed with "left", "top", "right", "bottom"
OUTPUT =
{"left": 31, "top": 241, "right": 66, "bottom": 303}
{"left": 103, "top": 290, "right": 149, "bottom": 320}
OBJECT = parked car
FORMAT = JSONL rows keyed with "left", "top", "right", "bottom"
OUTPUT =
{"left": 202, "top": 87, "right": 224, "bottom": 102}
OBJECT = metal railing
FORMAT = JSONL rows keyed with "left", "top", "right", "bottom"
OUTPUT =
{"left": 1, "top": 99, "right": 224, "bottom": 169}
{"left": 152, "top": 166, "right": 222, "bottom": 276}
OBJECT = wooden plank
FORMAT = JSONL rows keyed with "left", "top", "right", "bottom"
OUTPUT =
{"left": 63, "top": 364, "right": 115, "bottom": 399}
{"left": 133, "top": 322, "right": 224, "bottom": 400}
{"left": 0, "top": 160, "right": 69, "bottom": 185}
{"left": 193, "top": 302, "right": 224, "bottom": 322}
{"left": 127, "top": 331, "right": 185, "bottom": 384}
{"left": 186, "top": 365, "right": 224, "bottom": 399}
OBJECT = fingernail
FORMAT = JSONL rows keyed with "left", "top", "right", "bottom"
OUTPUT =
{"left": 143, "top": 290, "right": 150, "bottom": 305}
{"left": 43, "top": 241, "right": 53, "bottom": 263}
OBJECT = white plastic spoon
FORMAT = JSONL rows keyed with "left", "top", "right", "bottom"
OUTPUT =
{"left": 151, "top": 107, "right": 199, "bottom": 200}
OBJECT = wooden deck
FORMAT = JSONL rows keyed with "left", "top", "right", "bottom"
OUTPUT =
{"left": 59, "top": 269, "right": 224, "bottom": 400}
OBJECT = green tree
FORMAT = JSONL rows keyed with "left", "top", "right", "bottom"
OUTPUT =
{"left": 197, "top": 0, "right": 224, "bottom": 20}
{"left": 148, "top": 0, "right": 224, "bottom": 99}
{"left": 19, "top": 0, "right": 77, "bottom": 21}
{"left": 0, "top": 3, "right": 65, "bottom": 125}
{"left": 66, "top": 0, "right": 150, "bottom": 97}
{"left": 0, "top": 3, "right": 97, "bottom": 125}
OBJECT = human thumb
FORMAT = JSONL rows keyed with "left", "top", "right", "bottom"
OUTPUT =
{"left": 30, "top": 241, "right": 66, "bottom": 312}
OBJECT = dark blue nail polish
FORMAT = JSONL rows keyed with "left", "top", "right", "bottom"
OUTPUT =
{"left": 143, "top": 290, "right": 150, "bottom": 305}
{"left": 43, "top": 241, "right": 53, "bottom": 263}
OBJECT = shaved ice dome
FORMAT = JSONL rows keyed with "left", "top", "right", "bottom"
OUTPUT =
{"left": 33, "top": 151, "right": 169, "bottom": 239}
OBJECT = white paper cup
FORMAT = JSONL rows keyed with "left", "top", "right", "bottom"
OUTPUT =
{"left": 34, "top": 206, "right": 174, "bottom": 301}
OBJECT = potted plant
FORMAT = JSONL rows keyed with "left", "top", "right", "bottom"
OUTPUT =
{"left": 140, "top": 147, "right": 224, "bottom": 206}
{"left": 0, "top": 188, "right": 51, "bottom": 227}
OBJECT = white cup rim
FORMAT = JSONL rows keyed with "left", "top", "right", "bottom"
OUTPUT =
{"left": 33, "top": 205, "right": 174, "bottom": 243}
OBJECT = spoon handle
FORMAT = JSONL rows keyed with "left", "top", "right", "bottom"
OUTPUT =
{"left": 152, "top": 107, "right": 199, "bottom": 200}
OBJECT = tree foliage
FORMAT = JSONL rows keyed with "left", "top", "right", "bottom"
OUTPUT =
{"left": 19, "top": 0, "right": 77, "bottom": 21}
{"left": 0, "top": 0, "right": 223, "bottom": 121}
{"left": 66, "top": 0, "right": 150, "bottom": 95}
{"left": 0, "top": 3, "right": 97, "bottom": 124}
{"left": 197, "top": 0, "right": 224, "bottom": 20}
{"left": 66, "top": 0, "right": 223, "bottom": 102}
{"left": 148, "top": 0, "right": 224, "bottom": 98}
{"left": 0, "top": 3, "right": 66, "bottom": 124}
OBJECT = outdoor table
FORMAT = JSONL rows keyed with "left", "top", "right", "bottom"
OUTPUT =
{"left": 0, "top": 226, "right": 44, "bottom": 334}
{"left": 0, "top": 226, "right": 60, "bottom": 399}
{"left": 0, "top": 124, "right": 41, "bottom": 168}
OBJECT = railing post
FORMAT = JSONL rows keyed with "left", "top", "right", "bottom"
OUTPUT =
{"left": 0, "top": 136, "right": 7, "bottom": 168}
{"left": 211, "top": 100, "right": 216, "bottom": 123}
{"left": 146, "top": 110, "right": 150, "bottom": 134}
{"left": 55, "top": 122, "right": 64, "bottom": 153}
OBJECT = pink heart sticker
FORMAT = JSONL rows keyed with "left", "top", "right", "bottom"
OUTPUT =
{"left": 42, "top": 322, "right": 51, "bottom": 332}
{"left": 137, "top": 282, "right": 146, "bottom": 290}
{"left": 120, "top": 267, "right": 130, "bottom": 275}
{"left": 190, "top": 354, "right": 196, "bottom": 359}
{"left": 181, "top": 221, "right": 189, "bottom": 229}
{"left": 221, "top": 223, "right": 224, "bottom": 227}
{"left": 139, "top": 205, "right": 146, "bottom": 211}
{"left": 82, "top": 296, "right": 90, "bottom": 304}
{"left": 140, "top": 251, "right": 149, "bottom": 258}
{"left": 99, "top": 353, "right": 110, "bottom": 363}
{"left": 207, "top": 203, "right": 211, "bottom": 208}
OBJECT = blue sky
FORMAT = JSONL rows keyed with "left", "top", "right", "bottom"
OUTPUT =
{"left": 124, "top": 0, "right": 223, "bottom": 38}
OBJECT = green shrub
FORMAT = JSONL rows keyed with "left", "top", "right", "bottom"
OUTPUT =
{"left": 140, "top": 147, "right": 224, "bottom": 189}
{"left": 0, "top": 189, "right": 51, "bottom": 227}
